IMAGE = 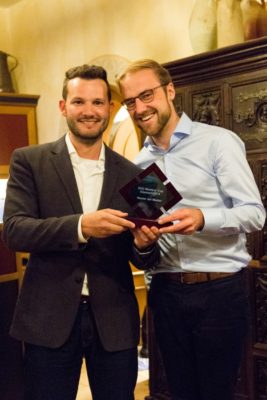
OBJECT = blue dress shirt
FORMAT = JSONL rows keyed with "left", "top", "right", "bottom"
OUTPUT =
{"left": 134, "top": 113, "right": 266, "bottom": 273}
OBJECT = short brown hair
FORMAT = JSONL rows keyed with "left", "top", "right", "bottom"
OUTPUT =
{"left": 62, "top": 64, "right": 111, "bottom": 101}
{"left": 117, "top": 59, "right": 172, "bottom": 87}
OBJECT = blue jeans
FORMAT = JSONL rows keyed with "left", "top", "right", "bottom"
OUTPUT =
{"left": 23, "top": 301, "right": 137, "bottom": 400}
{"left": 149, "top": 270, "right": 249, "bottom": 400}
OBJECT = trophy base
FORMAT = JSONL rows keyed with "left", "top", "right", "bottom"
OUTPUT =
{"left": 127, "top": 216, "right": 173, "bottom": 229}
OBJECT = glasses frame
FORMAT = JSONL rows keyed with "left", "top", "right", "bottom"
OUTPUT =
{"left": 121, "top": 84, "right": 167, "bottom": 111}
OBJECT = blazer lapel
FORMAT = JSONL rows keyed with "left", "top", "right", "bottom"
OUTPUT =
{"left": 49, "top": 140, "right": 124, "bottom": 213}
{"left": 98, "top": 145, "right": 121, "bottom": 209}
{"left": 50, "top": 136, "right": 83, "bottom": 213}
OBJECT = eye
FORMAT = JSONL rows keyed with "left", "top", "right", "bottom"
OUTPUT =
{"left": 140, "top": 90, "right": 153, "bottom": 102}
{"left": 125, "top": 99, "right": 135, "bottom": 108}
{"left": 93, "top": 99, "right": 105, "bottom": 106}
{"left": 71, "top": 99, "right": 83, "bottom": 105}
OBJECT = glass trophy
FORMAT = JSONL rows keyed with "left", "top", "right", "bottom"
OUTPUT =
{"left": 119, "top": 163, "right": 182, "bottom": 228}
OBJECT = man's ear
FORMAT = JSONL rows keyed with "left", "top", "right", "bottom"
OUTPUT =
{"left": 167, "top": 82, "right": 176, "bottom": 101}
{"left": 59, "top": 99, "right": 66, "bottom": 116}
{"left": 109, "top": 101, "right": 115, "bottom": 113}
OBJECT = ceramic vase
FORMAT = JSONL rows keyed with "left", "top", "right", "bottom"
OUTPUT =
{"left": 189, "top": 0, "right": 218, "bottom": 54}
{"left": 217, "top": 0, "right": 245, "bottom": 47}
{"left": 241, "top": 0, "right": 267, "bottom": 40}
{"left": 257, "top": 0, "right": 267, "bottom": 37}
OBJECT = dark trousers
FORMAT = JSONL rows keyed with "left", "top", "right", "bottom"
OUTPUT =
{"left": 23, "top": 300, "right": 138, "bottom": 400}
{"left": 149, "top": 270, "right": 249, "bottom": 400}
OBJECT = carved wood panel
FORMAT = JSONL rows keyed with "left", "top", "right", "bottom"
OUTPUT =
{"left": 231, "top": 79, "right": 267, "bottom": 151}
{"left": 255, "top": 357, "right": 267, "bottom": 399}
{"left": 191, "top": 90, "right": 222, "bottom": 126}
{"left": 246, "top": 158, "right": 267, "bottom": 262}
{"left": 254, "top": 270, "right": 267, "bottom": 348}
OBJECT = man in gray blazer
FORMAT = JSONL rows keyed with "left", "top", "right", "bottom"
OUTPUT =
{"left": 2, "top": 64, "right": 159, "bottom": 400}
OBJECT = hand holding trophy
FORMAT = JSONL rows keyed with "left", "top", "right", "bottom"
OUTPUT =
{"left": 120, "top": 163, "right": 182, "bottom": 228}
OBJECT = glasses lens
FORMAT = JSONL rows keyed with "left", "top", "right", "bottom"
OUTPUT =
{"left": 140, "top": 89, "right": 154, "bottom": 103}
{"left": 122, "top": 87, "right": 158, "bottom": 110}
{"left": 123, "top": 99, "right": 136, "bottom": 110}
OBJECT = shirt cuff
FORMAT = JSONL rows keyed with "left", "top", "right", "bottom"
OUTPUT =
{"left": 133, "top": 243, "right": 155, "bottom": 255}
{"left": 201, "top": 208, "right": 225, "bottom": 232}
{"left": 78, "top": 215, "right": 88, "bottom": 243}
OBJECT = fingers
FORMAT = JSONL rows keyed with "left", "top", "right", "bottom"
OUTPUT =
{"left": 158, "top": 214, "right": 176, "bottom": 225}
{"left": 81, "top": 207, "right": 204, "bottom": 239}
{"left": 159, "top": 219, "right": 189, "bottom": 234}
{"left": 132, "top": 225, "right": 160, "bottom": 250}
{"left": 104, "top": 208, "right": 128, "bottom": 218}
{"left": 158, "top": 208, "right": 204, "bottom": 235}
{"left": 104, "top": 209, "right": 136, "bottom": 229}
{"left": 81, "top": 209, "right": 135, "bottom": 238}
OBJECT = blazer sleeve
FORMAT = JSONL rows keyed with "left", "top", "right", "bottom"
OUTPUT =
{"left": 2, "top": 147, "right": 82, "bottom": 253}
{"left": 130, "top": 243, "right": 160, "bottom": 270}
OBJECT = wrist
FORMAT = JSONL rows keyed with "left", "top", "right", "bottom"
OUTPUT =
{"left": 134, "top": 242, "right": 155, "bottom": 253}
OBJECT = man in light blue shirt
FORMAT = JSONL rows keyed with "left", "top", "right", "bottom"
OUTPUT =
{"left": 118, "top": 59, "right": 266, "bottom": 400}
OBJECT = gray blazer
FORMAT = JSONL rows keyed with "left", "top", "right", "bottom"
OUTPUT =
{"left": 3, "top": 136, "right": 158, "bottom": 351}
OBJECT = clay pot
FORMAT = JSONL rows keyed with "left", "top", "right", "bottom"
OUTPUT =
{"left": 0, "top": 51, "right": 17, "bottom": 93}
{"left": 217, "top": 0, "right": 245, "bottom": 47}
{"left": 241, "top": 0, "right": 267, "bottom": 40}
{"left": 189, "top": 0, "right": 218, "bottom": 53}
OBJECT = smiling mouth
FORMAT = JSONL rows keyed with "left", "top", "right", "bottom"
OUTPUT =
{"left": 78, "top": 118, "right": 100, "bottom": 125}
{"left": 137, "top": 112, "right": 155, "bottom": 122}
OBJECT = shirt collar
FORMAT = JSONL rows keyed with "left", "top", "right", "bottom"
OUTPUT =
{"left": 143, "top": 112, "right": 192, "bottom": 151}
{"left": 65, "top": 133, "right": 105, "bottom": 164}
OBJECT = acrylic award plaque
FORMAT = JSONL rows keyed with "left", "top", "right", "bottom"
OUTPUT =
{"left": 119, "top": 163, "right": 182, "bottom": 228}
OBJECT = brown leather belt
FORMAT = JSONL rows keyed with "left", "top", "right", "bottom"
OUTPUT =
{"left": 156, "top": 271, "right": 237, "bottom": 285}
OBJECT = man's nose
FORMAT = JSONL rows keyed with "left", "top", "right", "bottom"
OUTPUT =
{"left": 82, "top": 103, "right": 95, "bottom": 115}
{"left": 134, "top": 98, "right": 148, "bottom": 114}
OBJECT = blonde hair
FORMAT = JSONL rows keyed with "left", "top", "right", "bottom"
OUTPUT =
{"left": 117, "top": 59, "right": 172, "bottom": 87}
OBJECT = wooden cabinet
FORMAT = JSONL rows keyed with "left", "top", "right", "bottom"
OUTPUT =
{"left": 0, "top": 93, "right": 39, "bottom": 400}
{"left": 146, "top": 37, "right": 267, "bottom": 400}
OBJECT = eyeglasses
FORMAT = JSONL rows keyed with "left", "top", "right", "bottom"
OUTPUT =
{"left": 121, "top": 84, "right": 166, "bottom": 111}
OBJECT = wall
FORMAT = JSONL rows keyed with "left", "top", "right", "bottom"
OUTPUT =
{"left": 4, "top": 0, "right": 194, "bottom": 144}
{"left": 0, "top": 8, "right": 10, "bottom": 51}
